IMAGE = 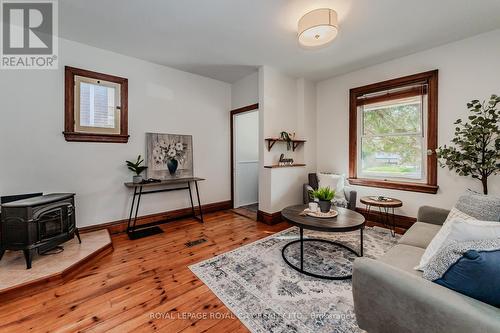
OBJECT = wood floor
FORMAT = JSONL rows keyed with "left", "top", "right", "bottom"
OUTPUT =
{"left": 0, "top": 211, "right": 289, "bottom": 333}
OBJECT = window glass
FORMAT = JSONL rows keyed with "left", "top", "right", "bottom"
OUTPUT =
{"left": 359, "top": 95, "right": 426, "bottom": 181}
{"left": 79, "top": 82, "right": 116, "bottom": 129}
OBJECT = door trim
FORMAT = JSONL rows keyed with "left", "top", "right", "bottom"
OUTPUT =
{"left": 230, "top": 103, "right": 259, "bottom": 208}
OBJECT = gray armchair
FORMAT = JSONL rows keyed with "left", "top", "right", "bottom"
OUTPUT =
{"left": 303, "top": 173, "right": 357, "bottom": 210}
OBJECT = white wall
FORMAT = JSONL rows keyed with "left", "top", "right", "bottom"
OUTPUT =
{"left": 234, "top": 110, "right": 259, "bottom": 207}
{"left": 258, "top": 66, "right": 317, "bottom": 213}
{"left": 0, "top": 38, "right": 231, "bottom": 228}
{"left": 231, "top": 71, "right": 259, "bottom": 109}
{"left": 316, "top": 29, "right": 500, "bottom": 217}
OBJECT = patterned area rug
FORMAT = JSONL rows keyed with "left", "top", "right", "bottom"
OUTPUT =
{"left": 190, "top": 227, "right": 399, "bottom": 333}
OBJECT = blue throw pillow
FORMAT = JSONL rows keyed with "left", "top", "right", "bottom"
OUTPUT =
{"left": 434, "top": 249, "right": 500, "bottom": 307}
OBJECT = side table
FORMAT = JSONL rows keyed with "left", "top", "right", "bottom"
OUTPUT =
{"left": 360, "top": 196, "right": 402, "bottom": 237}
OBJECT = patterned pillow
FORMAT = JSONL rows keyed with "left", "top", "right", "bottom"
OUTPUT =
{"left": 423, "top": 238, "right": 500, "bottom": 281}
{"left": 454, "top": 190, "right": 500, "bottom": 222}
{"left": 444, "top": 207, "right": 477, "bottom": 224}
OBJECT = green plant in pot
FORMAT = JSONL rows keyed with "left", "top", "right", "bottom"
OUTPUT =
{"left": 311, "top": 187, "right": 336, "bottom": 213}
{"left": 126, "top": 155, "right": 148, "bottom": 183}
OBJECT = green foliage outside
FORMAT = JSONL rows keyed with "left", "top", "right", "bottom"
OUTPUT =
{"left": 437, "top": 95, "right": 500, "bottom": 194}
{"left": 362, "top": 101, "right": 422, "bottom": 176}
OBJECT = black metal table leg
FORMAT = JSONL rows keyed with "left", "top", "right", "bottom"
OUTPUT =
{"left": 127, "top": 187, "right": 137, "bottom": 232}
{"left": 75, "top": 228, "right": 82, "bottom": 243}
{"left": 131, "top": 186, "right": 143, "bottom": 232}
{"left": 194, "top": 181, "right": 204, "bottom": 223}
{"left": 360, "top": 227, "right": 364, "bottom": 256}
{"left": 188, "top": 182, "right": 196, "bottom": 218}
{"left": 300, "top": 227, "right": 304, "bottom": 271}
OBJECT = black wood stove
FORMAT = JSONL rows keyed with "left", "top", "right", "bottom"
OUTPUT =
{"left": 0, "top": 193, "right": 81, "bottom": 269}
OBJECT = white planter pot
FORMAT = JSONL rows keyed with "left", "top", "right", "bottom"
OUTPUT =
{"left": 132, "top": 175, "right": 143, "bottom": 184}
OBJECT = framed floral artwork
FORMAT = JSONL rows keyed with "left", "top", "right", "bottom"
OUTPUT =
{"left": 145, "top": 133, "right": 194, "bottom": 179}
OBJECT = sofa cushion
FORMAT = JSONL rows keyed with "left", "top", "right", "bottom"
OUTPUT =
{"left": 416, "top": 218, "right": 500, "bottom": 271}
{"left": 398, "top": 222, "right": 441, "bottom": 249}
{"left": 378, "top": 244, "right": 425, "bottom": 277}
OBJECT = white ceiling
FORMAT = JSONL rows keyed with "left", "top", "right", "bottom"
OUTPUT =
{"left": 59, "top": 0, "right": 500, "bottom": 83}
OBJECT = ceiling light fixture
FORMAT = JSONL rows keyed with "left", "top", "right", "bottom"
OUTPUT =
{"left": 298, "top": 8, "right": 338, "bottom": 49}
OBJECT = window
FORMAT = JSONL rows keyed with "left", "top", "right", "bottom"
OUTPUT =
{"left": 64, "top": 66, "right": 129, "bottom": 143}
{"left": 349, "top": 70, "right": 438, "bottom": 194}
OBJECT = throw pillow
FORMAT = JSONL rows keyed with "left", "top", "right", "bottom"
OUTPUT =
{"left": 415, "top": 218, "right": 500, "bottom": 271}
{"left": 422, "top": 239, "right": 500, "bottom": 308}
{"left": 317, "top": 173, "right": 345, "bottom": 200}
{"left": 455, "top": 189, "right": 500, "bottom": 222}
{"left": 443, "top": 206, "right": 476, "bottom": 224}
{"left": 422, "top": 238, "right": 500, "bottom": 280}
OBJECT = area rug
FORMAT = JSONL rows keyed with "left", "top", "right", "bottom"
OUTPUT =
{"left": 189, "top": 227, "right": 399, "bottom": 333}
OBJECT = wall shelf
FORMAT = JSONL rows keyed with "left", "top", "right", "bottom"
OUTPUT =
{"left": 264, "top": 164, "right": 306, "bottom": 169}
{"left": 265, "top": 138, "right": 306, "bottom": 151}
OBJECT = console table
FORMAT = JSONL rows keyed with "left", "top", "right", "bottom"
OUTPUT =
{"left": 124, "top": 177, "right": 205, "bottom": 239}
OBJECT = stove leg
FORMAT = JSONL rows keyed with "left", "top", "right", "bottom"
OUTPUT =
{"left": 75, "top": 228, "right": 82, "bottom": 244}
{"left": 0, "top": 249, "right": 4, "bottom": 261}
{"left": 23, "top": 249, "right": 34, "bottom": 269}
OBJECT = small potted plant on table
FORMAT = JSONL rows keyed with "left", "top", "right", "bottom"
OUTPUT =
{"left": 311, "top": 187, "right": 335, "bottom": 213}
{"left": 126, "top": 155, "right": 148, "bottom": 183}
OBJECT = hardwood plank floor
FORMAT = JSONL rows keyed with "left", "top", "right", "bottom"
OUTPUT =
{"left": 0, "top": 211, "right": 289, "bottom": 333}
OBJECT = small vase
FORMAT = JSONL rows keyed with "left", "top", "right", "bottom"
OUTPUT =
{"left": 167, "top": 158, "right": 178, "bottom": 175}
{"left": 133, "top": 175, "right": 143, "bottom": 184}
{"left": 318, "top": 200, "right": 332, "bottom": 213}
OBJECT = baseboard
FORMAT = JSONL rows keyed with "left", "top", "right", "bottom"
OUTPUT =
{"left": 355, "top": 207, "right": 416, "bottom": 231}
{"left": 257, "top": 210, "right": 283, "bottom": 225}
{"left": 79, "top": 200, "right": 232, "bottom": 234}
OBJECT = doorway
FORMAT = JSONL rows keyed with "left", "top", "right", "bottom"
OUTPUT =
{"left": 231, "top": 104, "right": 259, "bottom": 220}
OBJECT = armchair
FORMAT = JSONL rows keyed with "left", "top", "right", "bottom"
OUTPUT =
{"left": 303, "top": 173, "right": 357, "bottom": 210}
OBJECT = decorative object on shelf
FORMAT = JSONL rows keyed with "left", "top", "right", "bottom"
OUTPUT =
{"left": 126, "top": 155, "right": 148, "bottom": 183}
{"left": 437, "top": 94, "right": 500, "bottom": 195}
{"left": 311, "top": 187, "right": 336, "bottom": 213}
{"left": 278, "top": 153, "right": 294, "bottom": 166}
{"left": 263, "top": 164, "right": 306, "bottom": 169}
{"left": 146, "top": 133, "right": 193, "bottom": 180}
{"left": 280, "top": 131, "right": 293, "bottom": 150}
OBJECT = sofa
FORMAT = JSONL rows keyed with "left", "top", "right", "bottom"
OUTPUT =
{"left": 303, "top": 173, "right": 357, "bottom": 210}
{"left": 352, "top": 206, "right": 500, "bottom": 333}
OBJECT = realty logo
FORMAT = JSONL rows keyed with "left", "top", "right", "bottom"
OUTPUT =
{"left": 1, "top": 0, "right": 58, "bottom": 69}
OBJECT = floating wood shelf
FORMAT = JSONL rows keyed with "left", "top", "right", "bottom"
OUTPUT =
{"left": 265, "top": 138, "right": 306, "bottom": 151}
{"left": 264, "top": 164, "right": 306, "bottom": 169}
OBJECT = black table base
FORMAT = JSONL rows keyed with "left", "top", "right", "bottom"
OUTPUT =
{"left": 282, "top": 227, "right": 363, "bottom": 280}
{"left": 365, "top": 204, "right": 396, "bottom": 237}
{"left": 127, "top": 179, "right": 204, "bottom": 240}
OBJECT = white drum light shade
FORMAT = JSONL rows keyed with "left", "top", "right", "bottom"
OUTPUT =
{"left": 298, "top": 8, "right": 338, "bottom": 48}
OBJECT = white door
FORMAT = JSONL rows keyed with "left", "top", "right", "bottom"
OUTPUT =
{"left": 233, "top": 110, "right": 259, "bottom": 208}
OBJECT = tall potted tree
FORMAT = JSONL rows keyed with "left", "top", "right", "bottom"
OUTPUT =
{"left": 437, "top": 95, "right": 500, "bottom": 194}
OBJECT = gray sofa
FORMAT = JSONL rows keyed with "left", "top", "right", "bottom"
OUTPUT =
{"left": 303, "top": 173, "right": 357, "bottom": 210}
{"left": 352, "top": 206, "right": 500, "bottom": 333}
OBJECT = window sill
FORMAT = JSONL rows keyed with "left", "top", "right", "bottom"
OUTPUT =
{"left": 348, "top": 178, "right": 438, "bottom": 194}
{"left": 63, "top": 132, "right": 129, "bottom": 143}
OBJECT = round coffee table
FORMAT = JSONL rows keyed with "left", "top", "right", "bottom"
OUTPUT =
{"left": 280, "top": 205, "right": 365, "bottom": 280}
{"left": 360, "top": 196, "right": 403, "bottom": 237}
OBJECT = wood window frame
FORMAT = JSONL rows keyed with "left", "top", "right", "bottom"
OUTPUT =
{"left": 348, "top": 70, "right": 439, "bottom": 194}
{"left": 64, "top": 66, "right": 129, "bottom": 143}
